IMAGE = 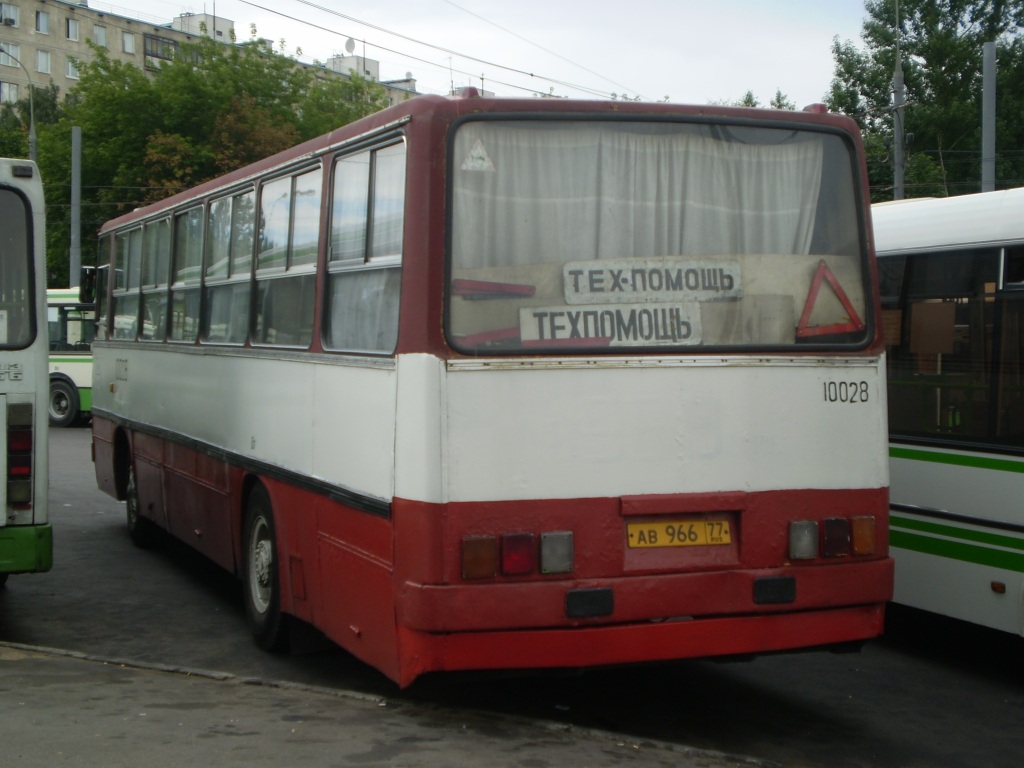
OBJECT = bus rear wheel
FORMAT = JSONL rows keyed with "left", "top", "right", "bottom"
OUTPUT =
{"left": 49, "top": 379, "right": 79, "bottom": 427}
{"left": 125, "top": 462, "right": 158, "bottom": 548}
{"left": 243, "top": 484, "right": 289, "bottom": 652}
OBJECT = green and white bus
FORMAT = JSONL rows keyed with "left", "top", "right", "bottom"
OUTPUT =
{"left": 0, "top": 158, "right": 51, "bottom": 586}
{"left": 874, "top": 189, "right": 1024, "bottom": 635}
{"left": 47, "top": 288, "right": 95, "bottom": 427}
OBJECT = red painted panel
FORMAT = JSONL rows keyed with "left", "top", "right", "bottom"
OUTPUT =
{"left": 394, "top": 603, "right": 885, "bottom": 687}
{"left": 90, "top": 423, "right": 892, "bottom": 689}
{"left": 395, "top": 488, "right": 889, "bottom": 585}
{"left": 132, "top": 431, "right": 164, "bottom": 464}
{"left": 396, "top": 558, "right": 893, "bottom": 633}
{"left": 316, "top": 527, "right": 400, "bottom": 681}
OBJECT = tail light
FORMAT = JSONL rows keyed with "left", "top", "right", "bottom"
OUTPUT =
{"left": 7, "top": 403, "right": 34, "bottom": 508}
{"left": 462, "top": 531, "right": 574, "bottom": 580}
{"left": 789, "top": 515, "right": 877, "bottom": 560}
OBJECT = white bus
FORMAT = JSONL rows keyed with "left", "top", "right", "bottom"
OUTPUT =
{"left": 0, "top": 158, "right": 51, "bottom": 585}
{"left": 47, "top": 288, "right": 95, "bottom": 427}
{"left": 873, "top": 188, "right": 1024, "bottom": 635}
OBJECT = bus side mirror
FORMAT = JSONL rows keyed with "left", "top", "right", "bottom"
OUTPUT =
{"left": 79, "top": 266, "right": 96, "bottom": 305}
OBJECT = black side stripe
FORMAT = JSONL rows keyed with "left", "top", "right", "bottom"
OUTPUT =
{"left": 94, "top": 408, "right": 392, "bottom": 519}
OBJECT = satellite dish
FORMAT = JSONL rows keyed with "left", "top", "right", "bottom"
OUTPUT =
{"left": 345, "top": 38, "right": 355, "bottom": 54}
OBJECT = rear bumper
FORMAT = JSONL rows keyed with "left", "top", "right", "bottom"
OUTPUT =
{"left": 395, "top": 602, "right": 887, "bottom": 687}
{"left": 397, "top": 557, "right": 894, "bottom": 632}
{"left": 0, "top": 524, "right": 53, "bottom": 574}
{"left": 390, "top": 558, "right": 893, "bottom": 686}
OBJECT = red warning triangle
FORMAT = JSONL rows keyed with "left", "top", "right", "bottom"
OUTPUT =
{"left": 796, "top": 259, "right": 866, "bottom": 338}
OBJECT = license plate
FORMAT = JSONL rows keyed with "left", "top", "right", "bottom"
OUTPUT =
{"left": 626, "top": 520, "right": 732, "bottom": 549}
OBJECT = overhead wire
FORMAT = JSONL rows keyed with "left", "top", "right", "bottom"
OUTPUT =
{"left": 439, "top": 0, "right": 647, "bottom": 99}
{"left": 234, "top": 0, "right": 625, "bottom": 99}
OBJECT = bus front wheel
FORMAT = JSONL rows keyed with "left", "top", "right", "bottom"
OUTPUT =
{"left": 242, "top": 484, "right": 289, "bottom": 652}
{"left": 49, "top": 379, "right": 79, "bottom": 428}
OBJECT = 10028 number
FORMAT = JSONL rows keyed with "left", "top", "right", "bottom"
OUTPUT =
{"left": 823, "top": 380, "right": 869, "bottom": 404}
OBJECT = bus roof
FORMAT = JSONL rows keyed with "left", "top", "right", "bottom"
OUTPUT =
{"left": 98, "top": 92, "right": 862, "bottom": 237}
{"left": 872, "top": 187, "right": 1024, "bottom": 255}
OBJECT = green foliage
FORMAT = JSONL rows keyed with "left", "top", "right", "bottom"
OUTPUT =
{"left": 769, "top": 89, "right": 796, "bottom": 110}
{"left": 827, "top": 0, "right": 1024, "bottom": 201}
{"left": 709, "top": 88, "right": 795, "bottom": 110}
{"left": 24, "top": 37, "right": 394, "bottom": 286}
{"left": 738, "top": 90, "right": 761, "bottom": 108}
{"left": 299, "top": 71, "right": 390, "bottom": 139}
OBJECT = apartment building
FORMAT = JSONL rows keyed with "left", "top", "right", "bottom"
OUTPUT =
{"left": 0, "top": 0, "right": 415, "bottom": 107}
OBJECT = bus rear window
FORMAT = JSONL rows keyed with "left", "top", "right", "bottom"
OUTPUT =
{"left": 447, "top": 119, "right": 868, "bottom": 353}
{"left": 0, "top": 188, "right": 33, "bottom": 349}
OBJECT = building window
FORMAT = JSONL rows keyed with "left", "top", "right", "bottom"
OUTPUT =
{"left": 122, "top": 31, "right": 135, "bottom": 54}
{"left": 66, "top": 58, "right": 79, "bottom": 79}
{"left": 1, "top": 4, "right": 19, "bottom": 28}
{"left": 0, "top": 81, "right": 19, "bottom": 104}
{"left": 93, "top": 25, "right": 106, "bottom": 48}
{"left": 36, "top": 49, "right": 50, "bottom": 75}
{"left": 35, "top": 11, "right": 48, "bottom": 34}
{"left": 0, "top": 42, "right": 20, "bottom": 68}
{"left": 66, "top": 18, "right": 79, "bottom": 42}
{"left": 144, "top": 34, "right": 179, "bottom": 70}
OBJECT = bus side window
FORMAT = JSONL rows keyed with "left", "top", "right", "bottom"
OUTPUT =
{"left": 888, "top": 249, "right": 998, "bottom": 440}
{"left": 1004, "top": 246, "right": 1024, "bottom": 288}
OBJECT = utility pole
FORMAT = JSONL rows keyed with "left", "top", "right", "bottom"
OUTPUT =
{"left": 981, "top": 42, "right": 996, "bottom": 192}
{"left": 70, "top": 127, "right": 81, "bottom": 288}
{"left": 892, "top": 1, "right": 906, "bottom": 200}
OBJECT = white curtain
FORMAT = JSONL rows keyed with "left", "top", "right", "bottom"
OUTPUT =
{"left": 452, "top": 122, "right": 824, "bottom": 269}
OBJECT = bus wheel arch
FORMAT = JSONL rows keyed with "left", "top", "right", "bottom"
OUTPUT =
{"left": 48, "top": 375, "right": 79, "bottom": 427}
{"left": 242, "top": 481, "right": 290, "bottom": 652}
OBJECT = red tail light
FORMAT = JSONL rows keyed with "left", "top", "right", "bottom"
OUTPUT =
{"left": 501, "top": 533, "right": 536, "bottom": 576}
{"left": 8, "top": 428, "right": 32, "bottom": 453}
{"left": 7, "top": 403, "right": 33, "bottom": 508}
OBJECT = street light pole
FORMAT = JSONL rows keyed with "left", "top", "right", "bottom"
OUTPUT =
{"left": 2, "top": 47, "right": 37, "bottom": 162}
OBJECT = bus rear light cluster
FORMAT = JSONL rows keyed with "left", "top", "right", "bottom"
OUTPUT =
{"left": 6, "top": 403, "right": 33, "bottom": 507}
{"left": 462, "top": 531, "right": 574, "bottom": 579}
{"left": 789, "top": 516, "right": 876, "bottom": 560}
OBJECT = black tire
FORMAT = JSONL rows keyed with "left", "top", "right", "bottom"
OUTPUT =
{"left": 242, "top": 485, "right": 289, "bottom": 652}
{"left": 0, "top": 573, "right": 8, "bottom": 588}
{"left": 125, "top": 462, "right": 158, "bottom": 548}
{"left": 49, "top": 379, "right": 79, "bottom": 428}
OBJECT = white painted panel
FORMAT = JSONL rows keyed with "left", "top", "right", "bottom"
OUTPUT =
{"left": 891, "top": 452, "right": 1024, "bottom": 526}
{"left": 443, "top": 357, "right": 888, "bottom": 503}
{"left": 94, "top": 346, "right": 398, "bottom": 501}
{"left": 393, "top": 354, "right": 446, "bottom": 503}
{"left": 892, "top": 546, "right": 1024, "bottom": 635}
{"left": 312, "top": 362, "right": 397, "bottom": 500}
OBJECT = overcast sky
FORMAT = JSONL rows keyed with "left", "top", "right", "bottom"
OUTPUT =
{"left": 102, "top": 0, "right": 872, "bottom": 106}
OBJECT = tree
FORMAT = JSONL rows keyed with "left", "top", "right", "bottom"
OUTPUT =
{"left": 709, "top": 88, "right": 795, "bottom": 110}
{"left": 299, "top": 70, "right": 390, "bottom": 139}
{"left": 770, "top": 89, "right": 796, "bottom": 110}
{"left": 28, "top": 36, "right": 392, "bottom": 286}
{"left": 827, "top": 0, "right": 1024, "bottom": 200}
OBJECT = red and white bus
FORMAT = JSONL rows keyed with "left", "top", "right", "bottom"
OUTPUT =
{"left": 90, "top": 92, "right": 892, "bottom": 687}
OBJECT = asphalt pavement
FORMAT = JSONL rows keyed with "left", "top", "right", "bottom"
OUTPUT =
{"left": 9, "top": 426, "right": 761, "bottom": 768}
{"left": 0, "top": 640, "right": 767, "bottom": 768}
